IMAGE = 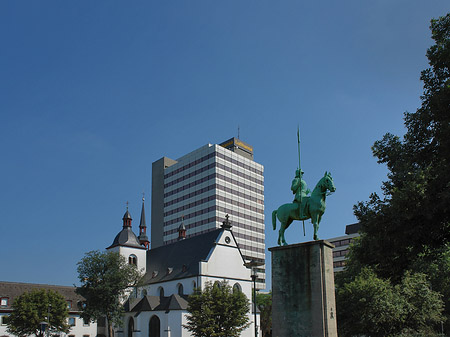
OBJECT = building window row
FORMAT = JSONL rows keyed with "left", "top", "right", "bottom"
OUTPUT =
{"left": 164, "top": 152, "right": 215, "bottom": 179}
{"left": 164, "top": 184, "right": 215, "bottom": 207}
{"left": 164, "top": 206, "right": 216, "bottom": 226}
{"left": 233, "top": 231, "right": 265, "bottom": 244}
{"left": 163, "top": 205, "right": 264, "bottom": 228}
{"left": 217, "top": 183, "right": 264, "bottom": 205}
{"left": 334, "top": 260, "right": 347, "bottom": 268}
{"left": 333, "top": 249, "right": 348, "bottom": 258}
{"left": 164, "top": 183, "right": 263, "bottom": 208}
{"left": 237, "top": 243, "right": 265, "bottom": 254}
{"left": 164, "top": 195, "right": 216, "bottom": 217}
{"left": 164, "top": 174, "right": 215, "bottom": 198}
{"left": 164, "top": 161, "right": 264, "bottom": 191}
{"left": 216, "top": 151, "right": 263, "bottom": 175}
{"left": 216, "top": 162, "right": 263, "bottom": 186}
{"left": 164, "top": 163, "right": 215, "bottom": 188}
{"left": 330, "top": 238, "right": 354, "bottom": 248}
{"left": 163, "top": 215, "right": 265, "bottom": 237}
{"left": 216, "top": 173, "right": 264, "bottom": 195}
{"left": 216, "top": 194, "right": 264, "bottom": 214}
{"left": 164, "top": 172, "right": 264, "bottom": 199}
{"left": 164, "top": 193, "right": 263, "bottom": 218}
{"left": 216, "top": 205, "right": 264, "bottom": 225}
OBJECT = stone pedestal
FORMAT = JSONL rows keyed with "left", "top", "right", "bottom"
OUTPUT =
{"left": 269, "top": 240, "right": 337, "bottom": 337}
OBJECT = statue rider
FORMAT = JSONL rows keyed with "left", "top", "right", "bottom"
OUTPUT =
{"left": 291, "top": 169, "right": 310, "bottom": 218}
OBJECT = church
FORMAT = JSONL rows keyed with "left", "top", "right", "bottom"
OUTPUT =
{"left": 106, "top": 197, "right": 260, "bottom": 337}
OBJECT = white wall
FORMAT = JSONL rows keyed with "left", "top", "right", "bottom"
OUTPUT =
{"left": 0, "top": 313, "right": 97, "bottom": 337}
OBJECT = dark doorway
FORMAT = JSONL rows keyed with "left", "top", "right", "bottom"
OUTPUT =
{"left": 149, "top": 315, "right": 160, "bottom": 337}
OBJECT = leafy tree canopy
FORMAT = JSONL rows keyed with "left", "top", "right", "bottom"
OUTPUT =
{"left": 183, "top": 281, "right": 250, "bottom": 337}
{"left": 7, "top": 289, "right": 69, "bottom": 337}
{"left": 337, "top": 13, "right": 450, "bottom": 335}
{"left": 337, "top": 268, "right": 444, "bottom": 337}
{"left": 350, "top": 12, "right": 450, "bottom": 279}
{"left": 255, "top": 292, "right": 272, "bottom": 337}
{"left": 76, "top": 250, "right": 142, "bottom": 337}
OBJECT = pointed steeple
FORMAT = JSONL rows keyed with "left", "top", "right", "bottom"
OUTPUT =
{"left": 138, "top": 194, "right": 150, "bottom": 249}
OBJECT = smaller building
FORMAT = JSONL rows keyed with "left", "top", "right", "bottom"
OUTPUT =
{"left": 326, "top": 223, "right": 360, "bottom": 272}
{"left": 0, "top": 282, "right": 97, "bottom": 337}
{"left": 108, "top": 202, "right": 260, "bottom": 337}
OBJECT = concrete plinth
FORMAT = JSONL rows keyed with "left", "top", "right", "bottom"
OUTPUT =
{"left": 269, "top": 240, "right": 338, "bottom": 337}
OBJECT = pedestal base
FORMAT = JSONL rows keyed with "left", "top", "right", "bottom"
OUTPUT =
{"left": 269, "top": 240, "right": 338, "bottom": 337}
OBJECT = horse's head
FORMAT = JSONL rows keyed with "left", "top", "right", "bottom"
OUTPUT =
{"left": 321, "top": 171, "right": 336, "bottom": 193}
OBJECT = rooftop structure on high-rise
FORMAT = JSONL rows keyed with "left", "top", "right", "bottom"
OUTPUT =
{"left": 151, "top": 138, "right": 265, "bottom": 289}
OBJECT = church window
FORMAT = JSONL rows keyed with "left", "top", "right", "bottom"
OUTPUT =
{"left": 233, "top": 283, "right": 242, "bottom": 293}
{"left": 128, "top": 255, "right": 137, "bottom": 265}
{"left": 177, "top": 283, "right": 184, "bottom": 296}
{"left": 128, "top": 317, "right": 134, "bottom": 337}
{"left": 192, "top": 281, "right": 197, "bottom": 290}
{"left": 158, "top": 287, "right": 164, "bottom": 298}
{"left": 1, "top": 315, "right": 10, "bottom": 325}
{"left": 213, "top": 281, "right": 221, "bottom": 289}
{"left": 149, "top": 315, "right": 160, "bottom": 337}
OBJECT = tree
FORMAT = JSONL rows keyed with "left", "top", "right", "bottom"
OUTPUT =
{"left": 255, "top": 292, "right": 272, "bottom": 337}
{"left": 338, "top": 13, "right": 450, "bottom": 334}
{"left": 75, "top": 250, "right": 142, "bottom": 337}
{"left": 183, "top": 281, "right": 250, "bottom": 337}
{"left": 350, "top": 12, "right": 450, "bottom": 279}
{"left": 336, "top": 268, "right": 444, "bottom": 337}
{"left": 7, "top": 289, "right": 69, "bottom": 337}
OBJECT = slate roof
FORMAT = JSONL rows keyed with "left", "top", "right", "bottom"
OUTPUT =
{"left": 124, "top": 294, "right": 189, "bottom": 313}
{"left": 0, "top": 281, "right": 83, "bottom": 312}
{"left": 107, "top": 227, "right": 145, "bottom": 250}
{"left": 142, "top": 228, "right": 224, "bottom": 284}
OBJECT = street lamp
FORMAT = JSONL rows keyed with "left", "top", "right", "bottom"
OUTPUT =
{"left": 40, "top": 321, "right": 48, "bottom": 337}
{"left": 244, "top": 259, "right": 264, "bottom": 337}
{"left": 47, "top": 304, "right": 52, "bottom": 337}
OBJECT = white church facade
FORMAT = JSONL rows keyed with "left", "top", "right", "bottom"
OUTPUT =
{"left": 107, "top": 199, "right": 260, "bottom": 337}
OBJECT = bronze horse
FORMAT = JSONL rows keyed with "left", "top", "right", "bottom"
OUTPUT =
{"left": 272, "top": 172, "right": 336, "bottom": 245}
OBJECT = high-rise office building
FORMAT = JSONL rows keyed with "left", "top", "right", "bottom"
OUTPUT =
{"left": 151, "top": 138, "right": 265, "bottom": 289}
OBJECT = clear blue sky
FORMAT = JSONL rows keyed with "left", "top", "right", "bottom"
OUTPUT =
{"left": 1, "top": 1, "right": 449, "bottom": 289}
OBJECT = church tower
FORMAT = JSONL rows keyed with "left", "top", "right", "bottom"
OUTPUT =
{"left": 107, "top": 203, "right": 147, "bottom": 273}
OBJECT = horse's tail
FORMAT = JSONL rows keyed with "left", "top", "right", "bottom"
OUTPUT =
{"left": 272, "top": 210, "right": 277, "bottom": 230}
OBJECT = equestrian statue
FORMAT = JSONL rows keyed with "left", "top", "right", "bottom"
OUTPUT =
{"left": 272, "top": 128, "right": 336, "bottom": 245}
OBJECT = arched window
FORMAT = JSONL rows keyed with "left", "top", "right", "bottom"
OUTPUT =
{"left": 214, "top": 281, "right": 221, "bottom": 289}
{"left": 149, "top": 315, "right": 160, "bottom": 337}
{"left": 128, "top": 317, "right": 134, "bottom": 337}
{"left": 233, "top": 283, "right": 242, "bottom": 293}
{"left": 141, "top": 289, "right": 147, "bottom": 298}
{"left": 158, "top": 286, "right": 164, "bottom": 298}
{"left": 177, "top": 283, "right": 184, "bottom": 296}
{"left": 128, "top": 255, "right": 137, "bottom": 265}
{"left": 192, "top": 280, "right": 197, "bottom": 291}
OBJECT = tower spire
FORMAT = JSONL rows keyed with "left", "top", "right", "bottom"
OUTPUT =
{"left": 122, "top": 201, "right": 132, "bottom": 228}
{"left": 138, "top": 193, "right": 150, "bottom": 249}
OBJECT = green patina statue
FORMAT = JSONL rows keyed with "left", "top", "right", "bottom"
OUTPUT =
{"left": 272, "top": 128, "right": 336, "bottom": 245}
